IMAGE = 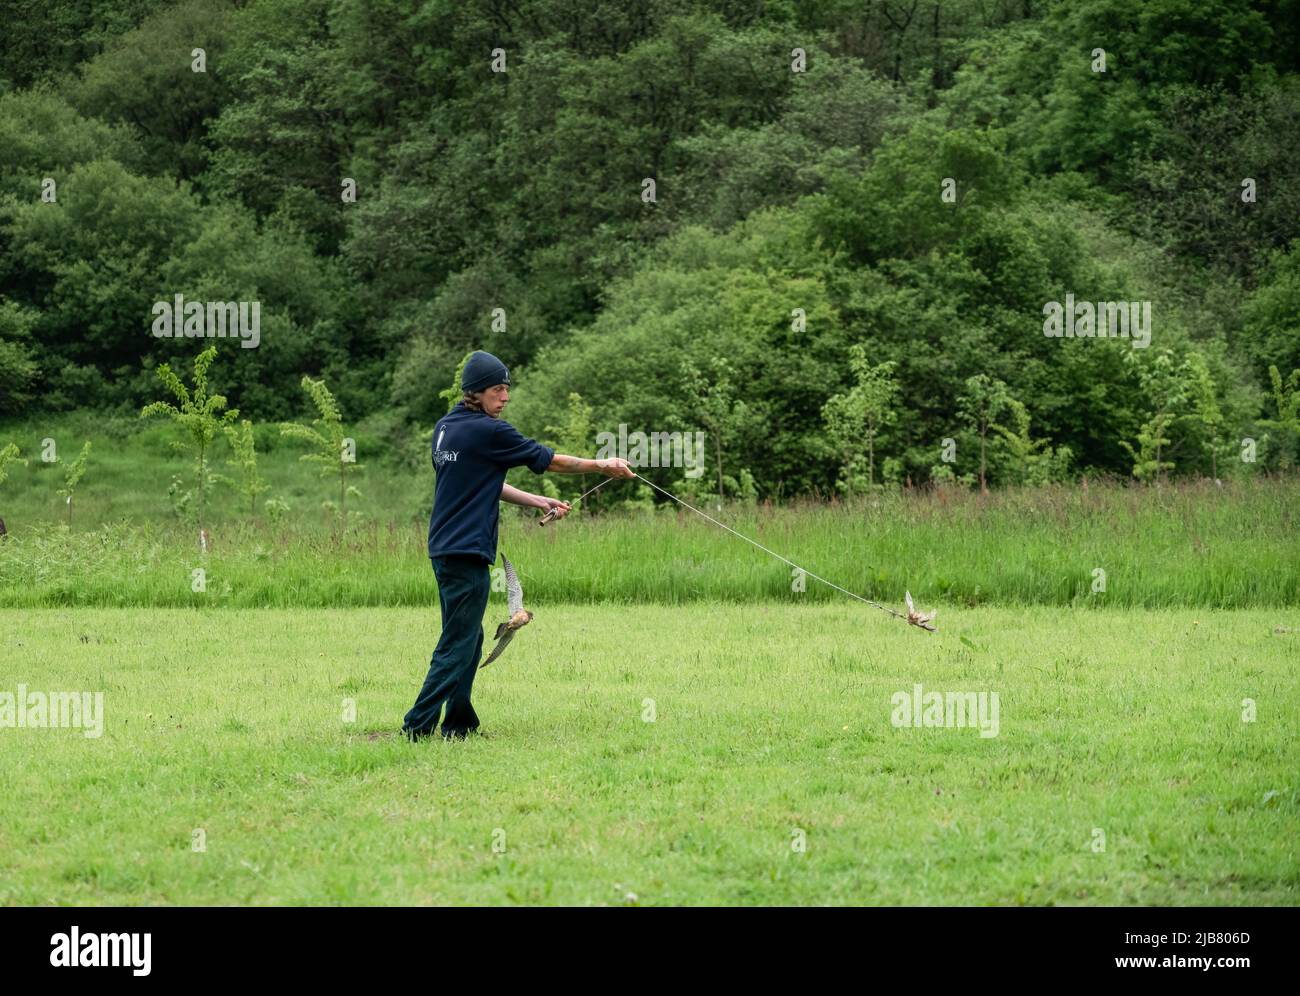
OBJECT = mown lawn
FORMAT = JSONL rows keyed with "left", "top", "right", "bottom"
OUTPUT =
{"left": 2, "top": 603, "right": 1296, "bottom": 905}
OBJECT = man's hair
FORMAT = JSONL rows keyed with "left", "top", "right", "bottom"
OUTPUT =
{"left": 461, "top": 389, "right": 485, "bottom": 411}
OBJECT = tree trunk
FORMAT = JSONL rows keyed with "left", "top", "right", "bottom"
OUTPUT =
{"left": 198, "top": 441, "right": 206, "bottom": 534}
{"left": 979, "top": 428, "right": 988, "bottom": 494}
{"left": 715, "top": 431, "right": 723, "bottom": 509}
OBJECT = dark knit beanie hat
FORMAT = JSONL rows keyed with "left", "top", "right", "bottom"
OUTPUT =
{"left": 461, "top": 351, "right": 510, "bottom": 394}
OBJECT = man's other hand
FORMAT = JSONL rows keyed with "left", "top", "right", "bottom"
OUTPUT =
{"left": 539, "top": 497, "right": 572, "bottom": 520}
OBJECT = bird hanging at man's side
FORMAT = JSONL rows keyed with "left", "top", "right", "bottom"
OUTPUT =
{"left": 480, "top": 553, "right": 534, "bottom": 668}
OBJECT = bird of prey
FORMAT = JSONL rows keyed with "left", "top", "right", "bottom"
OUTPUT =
{"left": 480, "top": 554, "right": 534, "bottom": 668}
{"left": 904, "top": 591, "right": 937, "bottom": 632}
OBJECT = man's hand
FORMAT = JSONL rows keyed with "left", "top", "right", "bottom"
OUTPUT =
{"left": 596, "top": 457, "right": 635, "bottom": 479}
{"left": 538, "top": 496, "right": 572, "bottom": 520}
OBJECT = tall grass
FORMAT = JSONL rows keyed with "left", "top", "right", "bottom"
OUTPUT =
{"left": 1, "top": 479, "right": 1295, "bottom": 609}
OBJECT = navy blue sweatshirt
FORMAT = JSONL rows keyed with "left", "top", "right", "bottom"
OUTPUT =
{"left": 426, "top": 402, "right": 555, "bottom": 563}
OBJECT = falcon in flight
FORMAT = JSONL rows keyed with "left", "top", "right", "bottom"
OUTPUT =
{"left": 480, "top": 554, "right": 534, "bottom": 668}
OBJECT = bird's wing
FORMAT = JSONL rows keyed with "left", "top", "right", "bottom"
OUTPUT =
{"left": 905, "top": 590, "right": 915, "bottom": 614}
{"left": 502, "top": 554, "right": 524, "bottom": 616}
{"left": 480, "top": 628, "right": 516, "bottom": 669}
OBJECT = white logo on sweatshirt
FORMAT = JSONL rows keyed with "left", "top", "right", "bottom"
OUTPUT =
{"left": 433, "top": 426, "right": 459, "bottom": 466}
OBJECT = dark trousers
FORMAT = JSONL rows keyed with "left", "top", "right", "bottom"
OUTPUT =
{"left": 402, "top": 554, "right": 490, "bottom": 739}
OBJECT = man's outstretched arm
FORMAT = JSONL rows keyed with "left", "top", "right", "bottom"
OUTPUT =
{"left": 547, "top": 454, "right": 635, "bottom": 477}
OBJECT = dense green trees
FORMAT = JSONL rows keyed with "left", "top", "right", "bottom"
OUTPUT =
{"left": 0, "top": 0, "right": 1296, "bottom": 493}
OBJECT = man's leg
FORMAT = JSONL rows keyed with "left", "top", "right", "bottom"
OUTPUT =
{"left": 440, "top": 562, "right": 490, "bottom": 737}
{"left": 401, "top": 556, "right": 488, "bottom": 740}
{"left": 441, "top": 621, "right": 485, "bottom": 736}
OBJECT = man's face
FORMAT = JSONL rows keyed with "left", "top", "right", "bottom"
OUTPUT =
{"left": 481, "top": 383, "right": 509, "bottom": 417}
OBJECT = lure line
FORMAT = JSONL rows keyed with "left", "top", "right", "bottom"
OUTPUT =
{"left": 543, "top": 472, "right": 912, "bottom": 623}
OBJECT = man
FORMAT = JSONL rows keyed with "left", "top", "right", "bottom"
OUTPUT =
{"left": 402, "top": 350, "right": 634, "bottom": 741}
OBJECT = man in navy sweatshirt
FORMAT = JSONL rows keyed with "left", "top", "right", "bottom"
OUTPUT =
{"left": 402, "top": 350, "right": 633, "bottom": 741}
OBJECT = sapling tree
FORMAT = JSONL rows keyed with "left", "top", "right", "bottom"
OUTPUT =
{"left": 265, "top": 496, "right": 290, "bottom": 522}
{"left": 1259, "top": 365, "right": 1300, "bottom": 470}
{"left": 140, "top": 346, "right": 239, "bottom": 538}
{"left": 56, "top": 440, "right": 91, "bottom": 526}
{"left": 681, "top": 357, "right": 754, "bottom": 508}
{"left": 1120, "top": 412, "right": 1177, "bottom": 482}
{"left": 1182, "top": 352, "right": 1223, "bottom": 478}
{"left": 958, "top": 374, "right": 1011, "bottom": 494}
{"left": 439, "top": 352, "right": 473, "bottom": 413}
{"left": 0, "top": 441, "right": 25, "bottom": 484}
{"left": 823, "top": 346, "right": 898, "bottom": 494}
{"left": 545, "top": 392, "right": 594, "bottom": 511}
{"left": 1122, "top": 350, "right": 1189, "bottom": 484}
{"left": 280, "top": 375, "right": 363, "bottom": 524}
{"left": 223, "top": 420, "right": 270, "bottom": 517}
{"left": 991, "top": 400, "right": 1072, "bottom": 486}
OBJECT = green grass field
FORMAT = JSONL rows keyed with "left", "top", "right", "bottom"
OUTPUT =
{"left": 3, "top": 481, "right": 1298, "bottom": 610}
{"left": 2, "top": 603, "right": 1296, "bottom": 905}
{"left": 3, "top": 412, "right": 1300, "bottom": 610}
{"left": 2, "top": 415, "right": 1298, "bottom": 904}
